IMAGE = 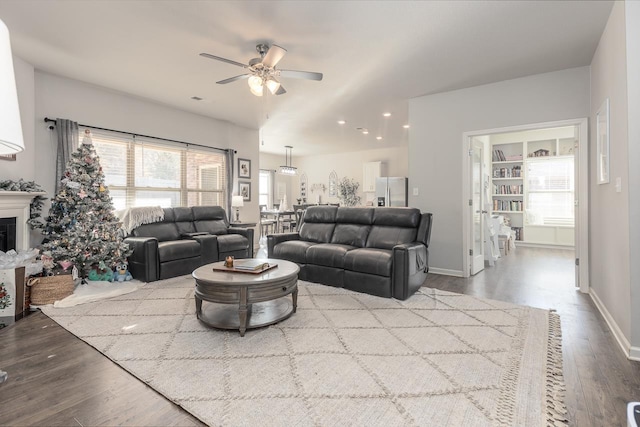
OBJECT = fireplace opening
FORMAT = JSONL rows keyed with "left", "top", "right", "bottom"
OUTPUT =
{"left": 0, "top": 217, "right": 17, "bottom": 252}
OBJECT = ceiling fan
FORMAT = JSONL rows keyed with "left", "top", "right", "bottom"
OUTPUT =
{"left": 200, "top": 43, "right": 323, "bottom": 97}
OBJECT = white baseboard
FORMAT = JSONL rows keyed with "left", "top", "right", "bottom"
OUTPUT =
{"left": 515, "top": 242, "right": 574, "bottom": 250}
{"left": 589, "top": 289, "right": 634, "bottom": 360}
{"left": 429, "top": 267, "right": 464, "bottom": 277}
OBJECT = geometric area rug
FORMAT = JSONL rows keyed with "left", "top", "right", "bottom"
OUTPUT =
{"left": 41, "top": 276, "right": 567, "bottom": 426}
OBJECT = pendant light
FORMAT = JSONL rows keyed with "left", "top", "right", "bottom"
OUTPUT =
{"left": 279, "top": 145, "right": 297, "bottom": 175}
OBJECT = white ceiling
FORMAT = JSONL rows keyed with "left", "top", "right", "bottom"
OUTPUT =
{"left": 0, "top": 1, "right": 612, "bottom": 157}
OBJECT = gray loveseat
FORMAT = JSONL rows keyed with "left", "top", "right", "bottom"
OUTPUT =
{"left": 125, "top": 206, "right": 253, "bottom": 282}
{"left": 267, "top": 206, "right": 432, "bottom": 300}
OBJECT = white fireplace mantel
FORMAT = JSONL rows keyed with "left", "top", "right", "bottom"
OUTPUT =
{"left": 0, "top": 191, "right": 46, "bottom": 251}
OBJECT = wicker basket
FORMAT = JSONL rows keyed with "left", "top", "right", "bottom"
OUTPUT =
{"left": 27, "top": 275, "right": 75, "bottom": 305}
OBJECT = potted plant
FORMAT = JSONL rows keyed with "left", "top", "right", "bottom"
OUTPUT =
{"left": 337, "top": 177, "right": 361, "bottom": 207}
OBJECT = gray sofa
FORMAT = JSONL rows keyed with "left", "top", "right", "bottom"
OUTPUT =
{"left": 267, "top": 206, "right": 432, "bottom": 300}
{"left": 125, "top": 206, "right": 253, "bottom": 282}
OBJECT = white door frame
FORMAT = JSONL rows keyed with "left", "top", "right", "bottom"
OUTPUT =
{"left": 461, "top": 118, "right": 589, "bottom": 293}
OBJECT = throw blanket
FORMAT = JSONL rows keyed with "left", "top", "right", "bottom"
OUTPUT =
{"left": 116, "top": 206, "right": 165, "bottom": 234}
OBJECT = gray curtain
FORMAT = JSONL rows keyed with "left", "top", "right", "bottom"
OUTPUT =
{"left": 55, "top": 119, "right": 79, "bottom": 193}
{"left": 225, "top": 149, "right": 235, "bottom": 217}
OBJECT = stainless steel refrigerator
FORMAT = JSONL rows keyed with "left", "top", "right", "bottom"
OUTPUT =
{"left": 375, "top": 177, "right": 408, "bottom": 207}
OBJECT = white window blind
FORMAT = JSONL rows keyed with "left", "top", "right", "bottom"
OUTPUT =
{"left": 84, "top": 127, "right": 227, "bottom": 209}
{"left": 526, "top": 157, "right": 574, "bottom": 226}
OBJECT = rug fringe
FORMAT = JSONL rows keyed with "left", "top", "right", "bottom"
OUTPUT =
{"left": 546, "top": 311, "right": 569, "bottom": 426}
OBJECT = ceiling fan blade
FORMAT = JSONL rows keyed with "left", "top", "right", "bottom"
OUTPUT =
{"left": 275, "top": 84, "right": 287, "bottom": 96}
{"left": 216, "top": 74, "right": 250, "bottom": 84}
{"left": 262, "top": 44, "right": 287, "bottom": 68}
{"left": 200, "top": 52, "right": 248, "bottom": 69}
{"left": 278, "top": 69, "right": 323, "bottom": 81}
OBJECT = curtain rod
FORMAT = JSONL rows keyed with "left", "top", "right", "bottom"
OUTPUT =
{"left": 44, "top": 117, "right": 236, "bottom": 154}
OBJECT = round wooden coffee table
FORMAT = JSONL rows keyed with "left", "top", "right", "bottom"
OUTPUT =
{"left": 192, "top": 259, "right": 299, "bottom": 336}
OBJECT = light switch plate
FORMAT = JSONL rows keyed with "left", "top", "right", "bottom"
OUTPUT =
{"left": 615, "top": 177, "right": 622, "bottom": 193}
{"left": 413, "top": 187, "right": 419, "bottom": 196}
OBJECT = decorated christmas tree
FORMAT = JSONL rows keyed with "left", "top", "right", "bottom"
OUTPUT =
{"left": 41, "top": 130, "right": 131, "bottom": 278}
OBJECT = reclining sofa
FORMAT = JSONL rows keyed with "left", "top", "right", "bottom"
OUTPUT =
{"left": 125, "top": 206, "right": 253, "bottom": 282}
{"left": 267, "top": 206, "right": 432, "bottom": 300}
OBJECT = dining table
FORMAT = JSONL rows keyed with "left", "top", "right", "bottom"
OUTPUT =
{"left": 260, "top": 209, "right": 296, "bottom": 235}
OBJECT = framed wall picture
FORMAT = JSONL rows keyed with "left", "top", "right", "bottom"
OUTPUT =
{"left": 238, "top": 158, "right": 251, "bottom": 179}
{"left": 596, "top": 98, "right": 610, "bottom": 184}
{"left": 239, "top": 181, "right": 251, "bottom": 201}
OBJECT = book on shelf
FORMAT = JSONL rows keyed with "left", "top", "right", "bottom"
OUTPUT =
{"left": 233, "top": 260, "right": 273, "bottom": 271}
{"left": 492, "top": 149, "right": 506, "bottom": 162}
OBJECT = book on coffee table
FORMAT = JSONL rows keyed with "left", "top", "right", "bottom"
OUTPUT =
{"left": 233, "top": 260, "right": 272, "bottom": 271}
{"left": 212, "top": 260, "right": 278, "bottom": 274}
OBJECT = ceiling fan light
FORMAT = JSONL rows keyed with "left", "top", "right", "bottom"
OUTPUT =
{"left": 248, "top": 75, "right": 264, "bottom": 96}
{"left": 249, "top": 84, "right": 263, "bottom": 97}
{"left": 266, "top": 78, "right": 280, "bottom": 95}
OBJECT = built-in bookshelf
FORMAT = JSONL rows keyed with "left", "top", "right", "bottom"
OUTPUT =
{"left": 490, "top": 134, "right": 576, "bottom": 246}
{"left": 491, "top": 142, "right": 524, "bottom": 239}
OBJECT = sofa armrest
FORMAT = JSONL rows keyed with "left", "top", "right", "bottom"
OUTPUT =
{"left": 193, "top": 234, "right": 219, "bottom": 264}
{"left": 124, "top": 236, "right": 159, "bottom": 282}
{"left": 392, "top": 242, "right": 429, "bottom": 300}
{"left": 267, "top": 233, "right": 300, "bottom": 257}
{"left": 228, "top": 227, "right": 255, "bottom": 257}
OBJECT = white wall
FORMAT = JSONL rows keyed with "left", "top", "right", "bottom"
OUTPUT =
{"left": 409, "top": 67, "right": 590, "bottom": 274}
{"left": 1, "top": 56, "right": 35, "bottom": 182}
{"left": 626, "top": 0, "right": 640, "bottom": 357}
{"left": 589, "top": 1, "right": 632, "bottom": 348}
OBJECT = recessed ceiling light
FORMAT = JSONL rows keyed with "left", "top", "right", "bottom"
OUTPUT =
{"left": 191, "top": 96, "right": 204, "bottom": 101}
{"left": 337, "top": 120, "right": 346, "bottom": 125}
{"left": 383, "top": 112, "right": 391, "bottom": 117}
{"left": 362, "top": 130, "right": 369, "bottom": 135}
{"left": 376, "top": 136, "right": 382, "bottom": 140}
{"left": 403, "top": 124, "right": 410, "bottom": 129}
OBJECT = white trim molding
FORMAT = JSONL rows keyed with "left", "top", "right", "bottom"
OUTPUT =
{"left": 0, "top": 191, "right": 45, "bottom": 251}
{"left": 429, "top": 267, "right": 464, "bottom": 277}
{"left": 590, "top": 289, "right": 639, "bottom": 361}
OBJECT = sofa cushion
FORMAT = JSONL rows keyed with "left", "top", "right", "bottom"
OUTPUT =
{"left": 174, "top": 207, "right": 196, "bottom": 235}
{"left": 304, "top": 206, "right": 338, "bottom": 223}
{"left": 298, "top": 206, "right": 338, "bottom": 243}
{"left": 217, "top": 234, "right": 248, "bottom": 253}
{"left": 372, "top": 208, "right": 421, "bottom": 227}
{"left": 366, "top": 226, "right": 418, "bottom": 250}
{"left": 306, "top": 243, "right": 355, "bottom": 268}
{"left": 133, "top": 222, "right": 180, "bottom": 242}
{"left": 336, "top": 207, "right": 374, "bottom": 225}
{"left": 273, "top": 240, "right": 317, "bottom": 264}
{"left": 344, "top": 248, "right": 393, "bottom": 277}
{"left": 158, "top": 240, "right": 201, "bottom": 262}
{"left": 330, "top": 224, "right": 370, "bottom": 247}
{"left": 299, "top": 223, "right": 335, "bottom": 243}
{"left": 192, "top": 206, "right": 229, "bottom": 235}
{"left": 365, "top": 206, "right": 421, "bottom": 249}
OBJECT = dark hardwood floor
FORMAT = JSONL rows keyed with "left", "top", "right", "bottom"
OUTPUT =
{"left": 0, "top": 246, "right": 638, "bottom": 426}
{"left": 428, "top": 246, "right": 640, "bottom": 427}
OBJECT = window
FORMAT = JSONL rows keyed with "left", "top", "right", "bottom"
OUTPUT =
{"left": 526, "top": 157, "right": 574, "bottom": 226}
{"left": 259, "top": 169, "right": 273, "bottom": 208}
{"left": 85, "top": 127, "right": 227, "bottom": 209}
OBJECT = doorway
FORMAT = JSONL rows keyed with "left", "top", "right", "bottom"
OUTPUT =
{"left": 462, "top": 119, "right": 589, "bottom": 293}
